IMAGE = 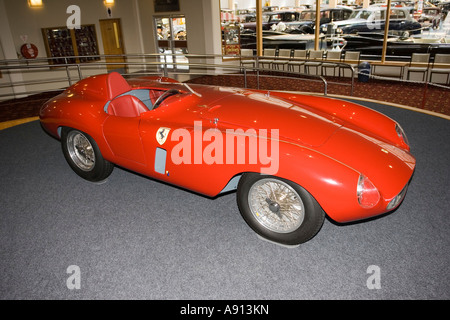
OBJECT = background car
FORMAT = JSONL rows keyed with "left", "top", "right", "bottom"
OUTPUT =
{"left": 271, "top": 7, "right": 353, "bottom": 34}
{"left": 332, "top": 7, "right": 422, "bottom": 36}
{"left": 242, "top": 10, "right": 302, "bottom": 31}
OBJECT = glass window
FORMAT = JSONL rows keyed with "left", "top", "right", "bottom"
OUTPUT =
{"left": 219, "top": 0, "right": 439, "bottom": 63}
{"left": 300, "top": 11, "right": 315, "bottom": 21}
{"left": 270, "top": 14, "right": 283, "bottom": 23}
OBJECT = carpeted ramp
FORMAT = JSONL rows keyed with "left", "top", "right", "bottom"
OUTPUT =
{"left": 0, "top": 100, "right": 449, "bottom": 300}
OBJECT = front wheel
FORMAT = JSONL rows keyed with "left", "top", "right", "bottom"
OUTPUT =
{"left": 61, "top": 128, "right": 114, "bottom": 182}
{"left": 236, "top": 173, "right": 325, "bottom": 245}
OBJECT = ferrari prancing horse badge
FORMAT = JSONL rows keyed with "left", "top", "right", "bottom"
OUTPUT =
{"left": 156, "top": 127, "right": 171, "bottom": 145}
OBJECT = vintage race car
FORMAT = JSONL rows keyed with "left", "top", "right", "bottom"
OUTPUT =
{"left": 39, "top": 72, "right": 416, "bottom": 245}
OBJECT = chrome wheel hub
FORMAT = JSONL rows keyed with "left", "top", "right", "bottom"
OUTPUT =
{"left": 67, "top": 131, "right": 95, "bottom": 171}
{"left": 248, "top": 178, "right": 305, "bottom": 233}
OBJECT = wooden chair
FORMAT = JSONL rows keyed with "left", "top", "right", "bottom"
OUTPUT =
{"left": 287, "top": 50, "right": 307, "bottom": 72}
{"left": 258, "top": 49, "right": 276, "bottom": 69}
{"left": 429, "top": 54, "right": 450, "bottom": 84}
{"left": 407, "top": 53, "right": 430, "bottom": 82}
{"left": 304, "top": 50, "right": 324, "bottom": 75}
{"left": 339, "top": 51, "right": 360, "bottom": 77}
{"left": 272, "top": 49, "right": 291, "bottom": 70}
{"left": 240, "top": 49, "right": 255, "bottom": 70}
{"left": 321, "top": 51, "right": 342, "bottom": 77}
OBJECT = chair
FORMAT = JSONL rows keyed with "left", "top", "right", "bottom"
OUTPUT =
{"left": 272, "top": 49, "right": 291, "bottom": 70}
{"left": 258, "top": 48, "right": 276, "bottom": 69}
{"left": 288, "top": 50, "right": 307, "bottom": 72}
{"left": 339, "top": 51, "right": 360, "bottom": 77}
{"left": 407, "top": 53, "right": 430, "bottom": 82}
{"left": 429, "top": 54, "right": 450, "bottom": 85}
{"left": 117, "top": 89, "right": 152, "bottom": 110}
{"left": 240, "top": 49, "right": 255, "bottom": 70}
{"left": 304, "top": 50, "right": 324, "bottom": 75}
{"left": 321, "top": 51, "right": 342, "bottom": 77}
{"left": 106, "top": 95, "right": 149, "bottom": 117}
{"left": 106, "top": 71, "right": 132, "bottom": 99}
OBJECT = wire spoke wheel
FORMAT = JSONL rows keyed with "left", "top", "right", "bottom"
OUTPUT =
{"left": 237, "top": 173, "right": 325, "bottom": 245}
{"left": 248, "top": 178, "right": 305, "bottom": 233}
{"left": 61, "top": 128, "right": 114, "bottom": 182}
{"left": 67, "top": 131, "right": 95, "bottom": 171}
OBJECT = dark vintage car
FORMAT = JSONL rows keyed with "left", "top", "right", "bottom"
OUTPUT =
{"left": 272, "top": 7, "right": 353, "bottom": 34}
{"left": 242, "top": 11, "right": 302, "bottom": 31}
{"left": 330, "top": 7, "right": 422, "bottom": 36}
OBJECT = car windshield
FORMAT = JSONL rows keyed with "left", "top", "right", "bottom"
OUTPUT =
{"left": 269, "top": 14, "right": 283, "bottom": 22}
{"left": 266, "top": 13, "right": 298, "bottom": 23}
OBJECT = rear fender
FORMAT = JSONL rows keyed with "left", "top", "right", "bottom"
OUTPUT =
{"left": 40, "top": 98, "right": 114, "bottom": 160}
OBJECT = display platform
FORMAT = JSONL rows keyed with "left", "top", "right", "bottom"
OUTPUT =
{"left": 0, "top": 99, "right": 449, "bottom": 300}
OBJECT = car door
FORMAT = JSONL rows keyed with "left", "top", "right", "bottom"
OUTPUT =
{"left": 388, "top": 9, "right": 404, "bottom": 32}
{"left": 103, "top": 115, "right": 146, "bottom": 164}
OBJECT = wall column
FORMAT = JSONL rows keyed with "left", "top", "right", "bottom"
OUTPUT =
{"left": 0, "top": 0, "right": 26, "bottom": 98}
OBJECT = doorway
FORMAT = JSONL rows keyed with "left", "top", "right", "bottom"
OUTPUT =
{"left": 154, "top": 15, "right": 188, "bottom": 71}
{"left": 99, "top": 19, "right": 126, "bottom": 73}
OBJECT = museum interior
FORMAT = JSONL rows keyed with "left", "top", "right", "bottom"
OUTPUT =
{"left": 0, "top": 0, "right": 449, "bottom": 301}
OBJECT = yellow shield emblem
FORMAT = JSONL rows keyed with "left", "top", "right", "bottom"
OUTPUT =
{"left": 156, "top": 127, "right": 171, "bottom": 145}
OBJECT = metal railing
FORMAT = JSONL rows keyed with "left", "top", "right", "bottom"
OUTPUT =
{"left": 0, "top": 53, "right": 360, "bottom": 101}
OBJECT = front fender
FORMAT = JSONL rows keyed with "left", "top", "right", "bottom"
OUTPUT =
{"left": 269, "top": 141, "right": 366, "bottom": 223}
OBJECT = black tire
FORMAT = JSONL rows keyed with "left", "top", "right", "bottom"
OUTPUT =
{"left": 236, "top": 173, "right": 325, "bottom": 245}
{"left": 61, "top": 127, "right": 114, "bottom": 182}
{"left": 299, "top": 25, "right": 314, "bottom": 34}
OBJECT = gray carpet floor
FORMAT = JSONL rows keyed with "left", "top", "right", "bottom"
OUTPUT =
{"left": 0, "top": 99, "right": 449, "bottom": 300}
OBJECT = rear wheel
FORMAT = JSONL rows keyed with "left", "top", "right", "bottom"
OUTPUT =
{"left": 61, "top": 128, "right": 114, "bottom": 182}
{"left": 237, "top": 173, "right": 325, "bottom": 245}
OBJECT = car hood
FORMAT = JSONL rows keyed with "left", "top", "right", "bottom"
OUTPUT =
{"left": 199, "top": 90, "right": 343, "bottom": 147}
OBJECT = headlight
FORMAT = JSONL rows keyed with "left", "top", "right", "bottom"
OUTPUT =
{"left": 386, "top": 184, "right": 408, "bottom": 210}
{"left": 336, "top": 28, "right": 343, "bottom": 34}
{"left": 357, "top": 175, "right": 380, "bottom": 209}
{"left": 395, "top": 123, "right": 409, "bottom": 147}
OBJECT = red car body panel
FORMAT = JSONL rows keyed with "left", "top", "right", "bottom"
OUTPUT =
{"left": 39, "top": 72, "right": 416, "bottom": 223}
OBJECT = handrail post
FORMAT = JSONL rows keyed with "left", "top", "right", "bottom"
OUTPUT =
{"left": 77, "top": 64, "right": 83, "bottom": 81}
{"left": 321, "top": 75, "right": 328, "bottom": 96}
{"left": 64, "top": 58, "right": 72, "bottom": 86}
{"left": 350, "top": 65, "right": 355, "bottom": 96}
{"left": 256, "top": 56, "right": 260, "bottom": 89}
{"left": 163, "top": 54, "right": 168, "bottom": 77}
{"left": 243, "top": 67, "right": 247, "bottom": 88}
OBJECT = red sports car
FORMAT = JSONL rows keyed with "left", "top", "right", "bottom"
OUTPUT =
{"left": 39, "top": 72, "right": 416, "bottom": 245}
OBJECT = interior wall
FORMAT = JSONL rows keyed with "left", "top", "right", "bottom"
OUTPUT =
{"left": 1, "top": 0, "right": 223, "bottom": 60}
{"left": 2, "top": 0, "right": 144, "bottom": 59}
{"left": 0, "top": 0, "right": 224, "bottom": 97}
